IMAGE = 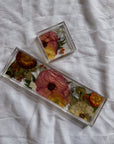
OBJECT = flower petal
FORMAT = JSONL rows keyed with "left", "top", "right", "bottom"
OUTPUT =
{"left": 35, "top": 69, "right": 70, "bottom": 99}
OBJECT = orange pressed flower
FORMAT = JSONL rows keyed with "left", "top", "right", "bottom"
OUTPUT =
{"left": 60, "top": 48, "right": 65, "bottom": 54}
{"left": 90, "top": 93, "right": 103, "bottom": 107}
{"left": 16, "top": 51, "right": 37, "bottom": 69}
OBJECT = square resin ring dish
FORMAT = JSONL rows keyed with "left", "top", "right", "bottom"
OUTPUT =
{"left": 37, "top": 21, "right": 76, "bottom": 63}
{"left": 0, "top": 48, "right": 107, "bottom": 127}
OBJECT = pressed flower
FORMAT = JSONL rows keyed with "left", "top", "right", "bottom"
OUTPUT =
{"left": 40, "top": 31, "right": 58, "bottom": 59}
{"left": 90, "top": 93, "right": 103, "bottom": 107}
{"left": 48, "top": 92, "right": 70, "bottom": 108}
{"left": 6, "top": 61, "right": 25, "bottom": 81}
{"left": 75, "top": 87, "right": 86, "bottom": 96}
{"left": 35, "top": 69, "right": 70, "bottom": 99}
{"left": 29, "top": 82, "right": 37, "bottom": 91}
{"left": 69, "top": 106, "right": 87, "bottom": 120}
{"left": 75, "top": 86, "right": 86, "bottom": 100}
{"left": 60, "top": 48, "right": 65, "bottom": 54}
{"left": 79, "top": 112, "right": 87, "bottom": 120}
{"left": 6, "top": 52, "right": 37, "bottom": 82}
{"left": 69, "top": 101, "right": 94, "bottom": 121}
{"left": 44, "top": 41, "right": 58, "bottom": 59}
{"left": 40, "top": 31, "right": 58, "bottom": 43}
{"left": 16, "top": 51, "right": 37, "bottom": 69}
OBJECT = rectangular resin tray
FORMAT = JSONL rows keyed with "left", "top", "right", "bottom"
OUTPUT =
{"left": 0, "top": 48, "right": 107, "bottom": 126}
{"left": 37, "top": 21, "right": 76, "bottom": 63}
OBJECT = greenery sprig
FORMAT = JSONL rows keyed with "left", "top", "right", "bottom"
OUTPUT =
{"left": 58, "top": 38, "right": 66, "bottom": 49}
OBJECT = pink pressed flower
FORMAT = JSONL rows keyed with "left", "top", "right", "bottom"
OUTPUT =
{"left": 35, "top": 69, "right": 70, "bottom": 99}
{"left": 39, "top": 31, "right": 59, "bottom": 59}
{"left": 40, "top": 31, "right": 58, "bottom": 43}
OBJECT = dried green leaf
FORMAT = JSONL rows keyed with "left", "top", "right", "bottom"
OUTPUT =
{"left": 93, "top": 107, "right": 98, "bottom": 112}
{"left": 6, "top": 67, "right": 14, "bottom": 77}
{"left": 58, "top": 38, "right": 66, "bottom": 49}
{"left": 32, "top": 74, "right": 36, "bottom": 82}
{"left": 24, "top": 83, "right": 32, "bottom": 89}
{"left": 24, "top": 79, "right": 31, "bottom": 85}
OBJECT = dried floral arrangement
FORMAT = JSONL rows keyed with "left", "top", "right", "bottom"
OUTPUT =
{"left": 5, "top": 50, "right": 104, "bottom": 123}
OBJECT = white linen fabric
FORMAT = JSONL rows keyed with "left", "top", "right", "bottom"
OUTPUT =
{"left": 0, "top": 0, "right": 114, "bottom": 143}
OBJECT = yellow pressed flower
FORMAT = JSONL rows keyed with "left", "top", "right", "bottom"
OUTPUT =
{"left": 40, "top": 31, "right": 58, "bottom": 60}
{"left": 48, "top": 92, "right": 66, "bottom": 108}
{"left": 44, "top": 46, "right": 56, "bottom": 59}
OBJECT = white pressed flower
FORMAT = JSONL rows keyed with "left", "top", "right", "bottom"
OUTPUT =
{"left": 69, "top": 101, "right": 94, "bottom": 121}
{"left": 30, "top": 82, "right": 37, "bottom": 91}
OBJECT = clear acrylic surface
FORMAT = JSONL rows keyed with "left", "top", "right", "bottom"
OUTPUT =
{"left": 0, "top": 48, "right": 107, "bottom": 126}
{"left": 37, "top": 21, "right": 76, "bottom": 63}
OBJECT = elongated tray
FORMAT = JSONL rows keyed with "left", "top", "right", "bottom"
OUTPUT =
{"left": 0, "top": 47, "right": 107, "bottom": 126}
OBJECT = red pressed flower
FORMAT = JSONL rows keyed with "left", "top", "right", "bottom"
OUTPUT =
{"left": 35, "top": 69, "right": 70, "bottom": 99}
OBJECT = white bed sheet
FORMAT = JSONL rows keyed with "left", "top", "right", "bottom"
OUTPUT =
{"left": 0, "top": 0, "right": 114, "bottom": 143}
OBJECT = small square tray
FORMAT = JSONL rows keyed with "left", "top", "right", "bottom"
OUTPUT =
{"left": 0, "top": 48, "right": 107, "bottom": 126}
{"left": 37, "top": 21, "right": 76, "bottom": 63}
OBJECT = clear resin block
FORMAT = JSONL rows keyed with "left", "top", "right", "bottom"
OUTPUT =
{"left": 1, "top": 48, "right": 107, "bottom": 126}
{"left": 37, "top": 22, "right": 76, "bottom": 62}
